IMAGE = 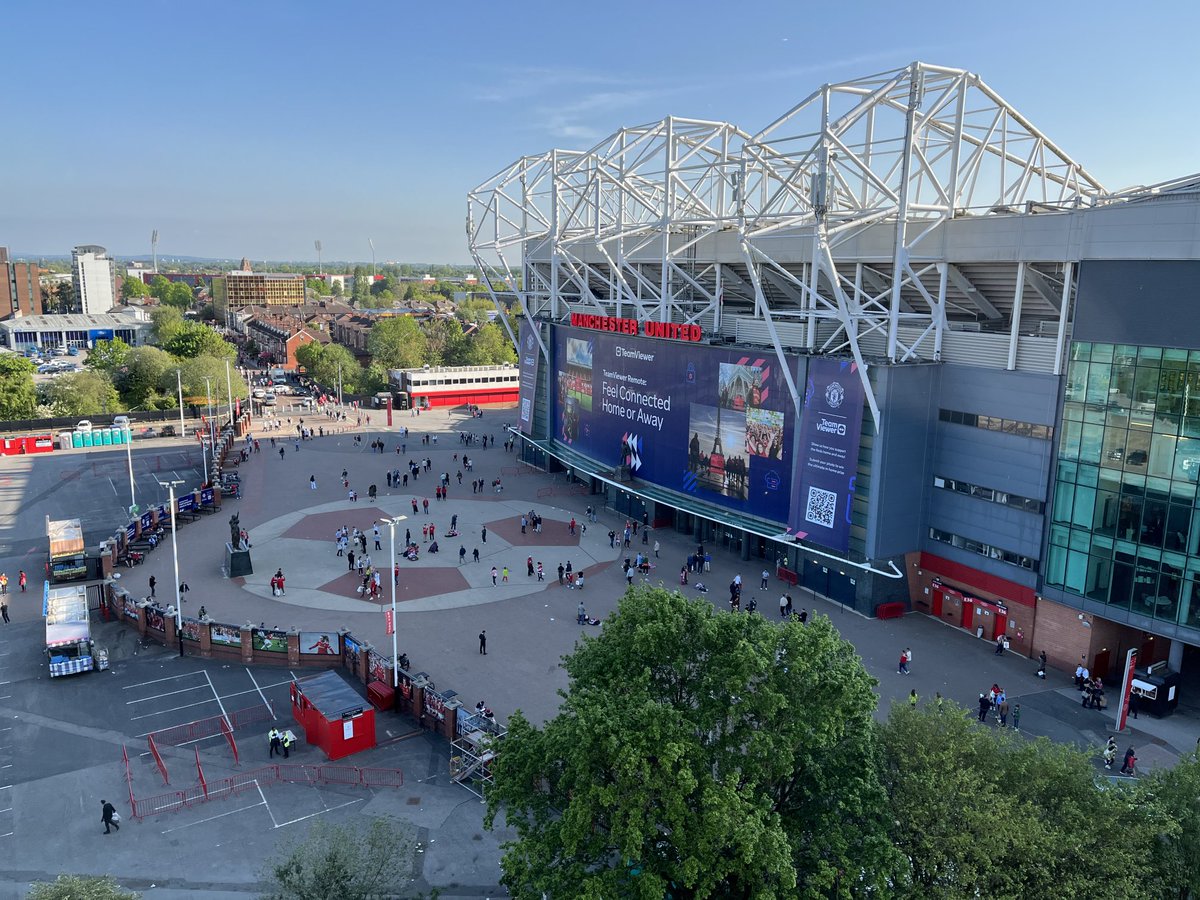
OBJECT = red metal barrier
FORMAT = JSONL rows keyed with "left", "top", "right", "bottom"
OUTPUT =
{"left": 220, "top": 717, "right": 239, "bottom": 765}
{"left": 148, "top": 703, "right": 274, "bottom": 750}
{"left": 147, "top": 735, "right": 169, "bottom": 784}
{"left": 875, "top": 601, "right": 906, "bottom": 620}
{"left": 318, "top": 765, "right": 363, "bottom": 786}
{"left": 361, "top": 767, "right": 405, "bottom": 788}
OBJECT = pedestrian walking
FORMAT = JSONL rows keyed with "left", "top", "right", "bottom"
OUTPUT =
{"left": 310, "top": 475, "right": 317, "bottom": 491}
{"left": 149, "top": 575, "right": 156, "bottom": 598}
{"left": 1012, "top": 703, "right": 1021, "bottom": 731}
{"left": 491, "top": 566, "right": 498, "bottom": 586}
{"left": 479, "top": 630, "right": 487, "bottom": 655}
{"left": 779, "top": 595, "right": 788, "bottom": 618}
{"left": 536, "top": 561, "right": 544, "bottom": 581}
{"left": 373, "top": 524, "right": 381, "bottom": 550}
{"left": 977, "top": 693, "right": 990, "bottom": 722}
{"left": 347, "top": 550, "right": 356, "bottom": 572}
{"left": 279, "top": 447, "right": 285, "bottom": 459}
{"left": 1037, "top": 650, "right": 1047, "bottom": 679}
{"left": 502, "top": 566, "right": 509, "bottom": 583}
{"left": 909, "top": 689, "right": 918, "bottom": 708}
{"left": 998, "top": 697, "right": 1010, "bottom": 727}
{"left": 481, "top": 526, "right": 487, "bottom": 543}
{"left": 995, "top": 634, "right": 1006, "bottom": 655}
{"left": 557, "top": 563, "right": 565, "bottom": 584}
{"left": 18, "top": 571, "right": 25, "bottom": 592}
{"left": 1120, "top": 747, "right": 1137, "bottom": 776}
{"left": 653, "top": 539, "right": 660, "bottom": 558}
{"left": 0, "top": 601, "right": 8, "bottom": 623}
{"left": 897, "top": 648, "right": 910, "bottom": 675}
{"left": 100, "top": 800, "right": 120, "bottom": 834}
{"left": 459, "top": 546, "right": 467, "bottom": 564}
{"left": 527, "top": 556, "right": 534, "bottom": 577}
{"left": 473, "top": 548, "right": 479, "bottom": 563}
{"left": 760, "top": 569, "right": 770, "bottom": 590}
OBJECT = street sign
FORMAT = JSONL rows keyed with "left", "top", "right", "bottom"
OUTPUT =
{"left": 385, "top": 609, "right": 394, "bottom": 635}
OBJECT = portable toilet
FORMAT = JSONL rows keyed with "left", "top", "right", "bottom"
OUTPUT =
{"left": 100, "top": 429, "right": 113, "bottom": 446}
{"left": 112, "top": 428, "right": 124, "bottom": 445}
{"left": 83, "top": 432, "right": 94, "bottom": 448}
{"left": 71, "top": 432, "right": 83, "bottom": 449}
{"left": 58, "top": 432, "right": 73, "bottom": 451}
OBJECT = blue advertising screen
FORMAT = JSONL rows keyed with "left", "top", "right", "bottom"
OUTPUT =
{"left": 550, "top": 327, "right": 800, "bottom": 524}
{"left": 788, "top": 358, "right": 866, "bottom": 553}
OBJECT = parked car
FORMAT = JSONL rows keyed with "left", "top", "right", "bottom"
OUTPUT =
{"left": 252, "top": 389, "right": 266, "bottom": 399}
{"left": 75, "top": 420, "right": 93, "bottom": 433}
{"left": 112, "top": 415, "right": 131, "bottom": 431}
{"left": 52, "top": 347, "right": 68, "bottom": 357}
{"left": 262, "top": 393, "right": 277, "bottom": 405}
{"left": 67, "top": 346, "right": 80, "bottom": 356}
{"left": 36, "top": 364, "right": 56, "bottom": 374}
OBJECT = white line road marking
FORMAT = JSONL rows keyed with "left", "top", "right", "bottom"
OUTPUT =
{"left": 125, "top": 683, "right": 210, "bottom": 704}
{"left": 275, "top": 798, "right": 362, "bottom": 829}
{"left": 245, "top": 669, "right": 276, "bottom": 719}
{"left": 204, "top": 669, "right": 231, "bottom": 727}
{"left": 109, "top": 478, "right": 118, "bottom": 496}
{"left": 130, "top": 696, "right": 219, "bottom": 721}
{"left": 256, "top": 782, "right": 278, "bottom": 828}
{"left": 132, "top": 678, "right": 297, "bottom": 732}
{"left": 160, "top": 801, "right": 267, "bottom": 834}
{"left": 123, "top": 672, "right": 207, "bottom": 690}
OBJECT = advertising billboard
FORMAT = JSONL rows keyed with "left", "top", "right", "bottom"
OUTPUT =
{"left": 550, "top": 326, "right": 799, "bottom": 524}
{"left": 788, "top": 358, "right": 866, "bottom": 553}
{"left": 517, "top": 319, "right": 541, "bottom": 435}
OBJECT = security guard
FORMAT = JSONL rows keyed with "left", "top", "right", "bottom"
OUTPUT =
{"left": 281, "top": 730, "right": 293, "bottom": 759}
{"left": 268, "top": 728, "right": 282, "bottom": 758}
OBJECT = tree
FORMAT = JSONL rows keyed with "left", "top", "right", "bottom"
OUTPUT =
{"left": 294, "top": 340, "right": 324, "bottom": 375}
{"left": 148, "top": 274, "right": 172, "bottom": 300}
{"left": 0, "top": 356, "right": 38, "bottom": 419}
{"left": 424, "top": 317, "right": 468, "bottom": 366}
{"left": 311, "top": 343, "right": 365, "bottom": 393}
{"left": 43, "top": 370, "right": 121, "bottom": 416}
{"left": 305, "top": 278, "right": 327, "bottom": 296}
{"left": 28, "top": 875, "right": 139, "bottom": 900}
{"left": 352, "top": 265, "right": 371, "bottom": 304}
{"left": 877, "top": 703, "right": 1166, "bottom": 899}
{"left": 487, "top": 588, "right": 899, "bottom": 899}
{"left": 163, "top": 322, "right": 236, "bottom": 359}
{"left": 150, "top": 306, "right": 185, "bottom": 345}
{"left": 262, "top": 818, "right": 416, "bottom": 900}
{"left": 368, "top": 316, "right": 427, "bottom": 370}
{"left": 1145, "top": 753, "right": 1200, "bottom": 898}
{"left": 160, "top": 281, "right": 194, "bottom": 310}
{"left": 331, "top": 280, "right": 344, "bottom": 297}
{"left": 172, "top": 354, "right": 248, "bottom": 404}
{"left": 118, "top": 346, "right": 175, "bottom": 407}
{"left": 465, "top": 322, "right": 516, "bottom": 365}
{"left": 121, "top": 277, "right": 150, "bottom": 301}
{"left": 86, "top": 337, "right": 132, "bottom": 372}
{"left": 47, "top": 281, "right": 76, "bottom": 314}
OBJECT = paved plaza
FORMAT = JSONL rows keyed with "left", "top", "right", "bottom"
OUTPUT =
{"left": 0, "top": 402, "right": 1196, "bottom": 895}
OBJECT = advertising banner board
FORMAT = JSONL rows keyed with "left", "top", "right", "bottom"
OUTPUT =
{"left": 517, "top": 319, "right": 541, "bottom": 435}
{"left": 550, "top": 327, "right": 798, "bottom": 524}
{"left": 788, "top": 358, "right": 866, "bottom": 553}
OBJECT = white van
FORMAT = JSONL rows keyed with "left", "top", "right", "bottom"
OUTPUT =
{"left": 112, "top": 415, "right": 130, "bottom": 431}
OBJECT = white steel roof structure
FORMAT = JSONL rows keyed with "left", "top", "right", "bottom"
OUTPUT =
{"left": 468, "top": 62, "right": 1199, "bottom": 425}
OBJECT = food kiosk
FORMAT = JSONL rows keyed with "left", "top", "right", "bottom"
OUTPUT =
{"left": 47, "top": 518, "right": 87, "bottom": 583}
{"left": 290, "top": 671, "right": 376, "bottom": 760}
{"left": 45, "top": 584, "right": 106, "bottom": 677}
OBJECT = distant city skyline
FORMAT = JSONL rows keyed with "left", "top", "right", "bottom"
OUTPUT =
{"left": 3, "top": 1, "right": 1197, "bottom": 263}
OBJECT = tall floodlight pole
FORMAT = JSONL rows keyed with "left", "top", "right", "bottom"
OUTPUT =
{"left": 124, "top": 427, "right": 136, "bottom": 515}
{"left": 381, "top": 518, "right": 398, "bottom": 686}
{"left": 368, "top": 238, "right": 376, "bottom": 279}
{"left": 224, "top": 358, "right": 235, "bottom": 427}
{"left": 176, "top": 369, "right": 186, "bottom": 439}
{"left": 158, "top": 479, "right": 185, "bottom": 656}
{"left": 151, "top": 229, "right": 159, "bottom": 273}
{"left": 314, "top": 240, "right": 322, "bottom": 276}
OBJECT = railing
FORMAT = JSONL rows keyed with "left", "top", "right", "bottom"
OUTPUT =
{"left": 147, "top": 734, "right": 169, "bottom": 785}
{"left": 147, "top": 703, "right": 275, "bottom": 749}
{"left": 128, "top": 763, "right": 405, "bottom": 820}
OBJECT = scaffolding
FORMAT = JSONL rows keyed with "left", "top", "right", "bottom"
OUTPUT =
{"left": 449, "top": 710, "right": 505, "bottom": 798}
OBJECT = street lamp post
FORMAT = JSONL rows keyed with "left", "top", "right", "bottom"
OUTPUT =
{"left": 158, "top": 479, "right": 185, "bottom": 657}
{"left": 203, "top": 376, "right": 216, "bottom": 448}
{"left": 224, "top": 358, "right": 235, "bottom": 428}
{"left": 381, "top": 518, "right": 398, "bottom": 686}
{"left": 124, "top": 427, "right": 136, "bottom": 516}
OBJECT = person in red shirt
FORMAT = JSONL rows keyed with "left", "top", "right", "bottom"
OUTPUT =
{"left": 18, "top": 571, "right": 26, "bottom": 592}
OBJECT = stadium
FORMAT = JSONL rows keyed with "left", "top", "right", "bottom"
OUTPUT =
{"left": 467, "top": 62, "right": 1200, "bottom": 693}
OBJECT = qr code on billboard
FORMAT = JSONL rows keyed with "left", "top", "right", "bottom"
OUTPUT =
{"left": 804, "top": 486, "right": 838, "bottom": 529}
{"left": 520, "top": 398, "right": 531, "bottom": 422}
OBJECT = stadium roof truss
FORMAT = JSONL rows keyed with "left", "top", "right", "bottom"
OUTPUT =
{"left": 467, "top": 62, "right": 1106, "bottom": 426}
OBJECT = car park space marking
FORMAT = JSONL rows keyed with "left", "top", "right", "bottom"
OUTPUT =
{"left": 274, "top": 798, "right": 363, "bottom": 830}
{"left": 159, "top": 799, "right": 270, "bottom": 834}
{"left": 125, "top": 682, "right": 212, "bottom": 704}
{"left": 130, "top": 696, "right": 220, "bottom": 722}
{"left": 204, "top": 670, "right": 231, "bottom": 724}
{"left": 131, "top": 678, "right": 297, "bottom": 734}
{"left": 123, "top": 672, "right": 208, "bottom": 690}
{"left": 245, "top": 668, "right": 277, "bottom": 717}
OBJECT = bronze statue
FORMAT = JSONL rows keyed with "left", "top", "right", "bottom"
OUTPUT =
{"left": 229, "top": 513, "right": 241, "bottom": 548}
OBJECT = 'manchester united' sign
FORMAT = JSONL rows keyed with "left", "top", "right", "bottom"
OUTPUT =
{"left": 569, "top": 313, "right": 702, "bottom": 342}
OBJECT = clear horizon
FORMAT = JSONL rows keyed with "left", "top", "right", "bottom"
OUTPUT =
{"left": 3, "top": 0, "right": 1198, "bottom": 263}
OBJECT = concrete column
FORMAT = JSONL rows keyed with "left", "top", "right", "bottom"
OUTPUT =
{"left": 741, "top": 530, "right": 751, "bottom": 561}
{"left": 1169, "top": 639, "right": 1185, "bottom": 672}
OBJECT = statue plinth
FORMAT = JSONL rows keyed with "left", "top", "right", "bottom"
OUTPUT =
{"left": 225, "top": 542, "right": 253, "bottom": 577}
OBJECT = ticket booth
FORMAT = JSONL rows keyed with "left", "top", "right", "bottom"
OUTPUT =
{"left": 290, "top": 671, "right": 376, "bottom": 760}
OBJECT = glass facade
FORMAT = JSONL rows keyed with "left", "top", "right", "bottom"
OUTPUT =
{"left": 1046, "top": 343, "right": 1200, "bottom": 630}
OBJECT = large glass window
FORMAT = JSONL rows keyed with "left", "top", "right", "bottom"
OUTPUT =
{"left": 1047, "top": 341, "right": 1200, "bottom": 628}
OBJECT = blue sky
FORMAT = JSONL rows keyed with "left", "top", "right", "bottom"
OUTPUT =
{"left": 3, "top": 0, "right": 1197, "bottom": 264}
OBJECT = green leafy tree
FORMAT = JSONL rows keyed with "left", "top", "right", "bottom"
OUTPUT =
{"left": 305, "top": 278, "right": 327, "bottom": 296}
{"left": 1145, "top": 752, "right": 1200, "bottom": 898}
{"left": 465, "top": 321, "right": 516, "bottom": 365}
{"left": 163, "top": 322, "right": 237, "bottom": 359}
{"left": 28, "top": 874, "right": 139, "bottom": 900}
{"left": 148, "top": 274, "right": 172, "bottom": 300}
{"left": 487, "top": 588, "right": 899, "bottom": 899}
{"left": 877, "top": 703, "right": 1167, "bottom": 899}
{"left": 424, "top": 317, "right": 468, "bottom": 366}
{"left": 294, "top": 340, "right": 324, "bottom": 375}
{"left": 331, "top": 280, "right": 345, "bottom": 297}
{"left": 118, "top": 346, "right": 175, "bottom": 407}
{"left": 0, "top": 356, "right": 38, "bottom": 419}
{"left": 352, "top": 265, "right": 371, "bottom": 304}
{"left": 312, "top": 343, "right": 365, "bottom": 393}
{"left": 121, "top": 277, "right": 150, "bottom": 301}
{"left": 47, "top": 281, "right": 76, "bottom": 314}
{"left": 368, "top": 316, "right": 427, "bottom": 369}
{"left": 149, "top": 306, "right": 185, "bottom": 345}
{"left": 43, "top": 370, "right": 121, "bottom": 416}
{"left": 159, "top": 281, "right": 194, "bottom": 309}
{"left": 172, "top": 354, "right": 248, "bottom": 407}
{"left": 262, "top": 818, "right": 418, "bottom": 900}
{"left": 455, "top": 296, "right": 498, "bottom": 326}
{"left": 197, "top": 302, "right": 217, "bottom": 322}
{"left": 86, "top": 338, "right": 132, "bottom": 372}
